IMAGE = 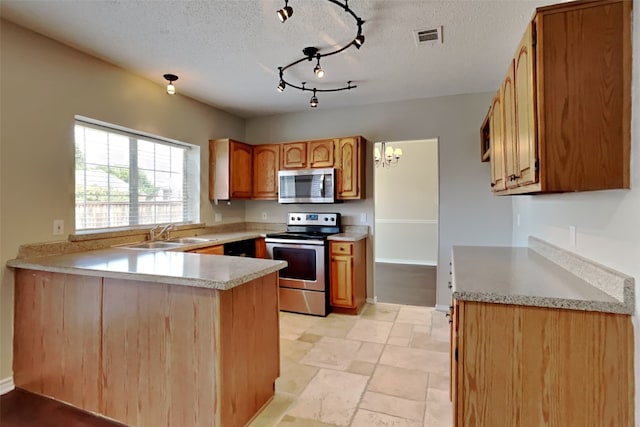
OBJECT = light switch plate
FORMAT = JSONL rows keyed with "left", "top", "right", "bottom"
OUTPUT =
{"left": 215, "top": 213, "right": 222, "bottom": 223}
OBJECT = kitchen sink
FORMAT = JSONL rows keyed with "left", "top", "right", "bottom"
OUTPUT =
{"left": 120, "top": 241, "right": 186, "bottom": 250}
{"left": 167, "top": 237, "right": 216, "bottom": 244}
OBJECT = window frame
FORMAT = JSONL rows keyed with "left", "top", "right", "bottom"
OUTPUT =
{"left": 74, "top": 116, "right": 200, "bottom": 233}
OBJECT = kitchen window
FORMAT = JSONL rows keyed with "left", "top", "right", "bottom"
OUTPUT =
{"left": 74, "top": 117, "right": 199, "bottom": 231}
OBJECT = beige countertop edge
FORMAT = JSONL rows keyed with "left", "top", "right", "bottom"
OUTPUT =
{"left": 327, "top": 232, "right": 368, "bottom": 242}
{"left": 7, "top": 254, "right": 287, "bottom": 291}
{"left": 452, "top": 290, "right": 633, "bottom": 315}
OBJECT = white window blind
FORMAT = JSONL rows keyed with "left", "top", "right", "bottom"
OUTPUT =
{"left": 74, "top": 118, "right": 199, "bottom": 231}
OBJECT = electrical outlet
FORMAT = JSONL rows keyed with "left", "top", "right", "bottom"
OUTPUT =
{"left": 360, "top": 213, "right": 367, "bottom": 223}
{"left": 215, "top": 213, "right": 222, "bottom": 223}
{"left": 261, "top": 212, "right": 268, "bottom": 221}
{"left": 53, "top": 219, "right": 64, "bottom": 235}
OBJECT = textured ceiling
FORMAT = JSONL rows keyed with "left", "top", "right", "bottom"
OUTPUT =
{"left": 0, "top": 0, "right": 565, "bottom": 118}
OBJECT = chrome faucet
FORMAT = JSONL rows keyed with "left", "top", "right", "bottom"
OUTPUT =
{"left": 149, "top": 223, "right": 176, "bottom": 241}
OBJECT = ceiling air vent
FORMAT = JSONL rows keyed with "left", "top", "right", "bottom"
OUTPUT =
{"left": 413, "top": 26, "right": 443, "bottom": 46}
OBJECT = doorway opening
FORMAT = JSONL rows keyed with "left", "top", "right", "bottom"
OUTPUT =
{"left": 373, "top": 139, "right": 438, "bottom": 307}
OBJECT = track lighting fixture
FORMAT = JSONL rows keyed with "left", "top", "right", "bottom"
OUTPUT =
{"left": 275, "top": 0, "right": 365, "bottom": 108}
{"left": 277, "top": 0, "right": 293, "bottom": 23}
{"left": 163, "top": 73, "right": 178, "bottom": 95}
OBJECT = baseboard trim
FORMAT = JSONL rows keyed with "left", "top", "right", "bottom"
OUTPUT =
{"left": 375, "top": 258, "right": 437, "bottom": 266}
{"left": 435, "top": 304, "right": 450, "bottom": 313}
{"left": 366, "top": 296, "right": 378, "bottom": 304}
{"left": 0, "top": 376, "right": 15, "bottom": 395}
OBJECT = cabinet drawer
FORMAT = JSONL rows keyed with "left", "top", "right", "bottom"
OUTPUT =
{"left": 331, "top": 242, "right": 352, "bottom": 255}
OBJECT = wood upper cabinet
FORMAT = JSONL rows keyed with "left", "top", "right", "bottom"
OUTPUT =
{"left": 502, "top": 63, "right": 518, "bottom": 189}
{"left": 329, "top": 240, "right": 366, "bottom": 315}
{"left": 513, "top": 23, "right": 537, "bottom": 187}
{"left": 252, "top": 144, "right": 280, "bottom": 200}
{"left": 209, "top": 138, "right": 252, "bottom": 200}
{"left": 280, "top": 142, "right": 307, "bottom": 169}
{"left": 489, "top": 95, "right": 506, "bottom": 192}
{"left": 335, "top": 136, "right": 366, "bottom": 200}
{"left": 452, "top": 299, "right": 633, "bottom": 426}
{"left": 307, "top": 139, "right": 335, "bottom": 168}
{"left": 481, "top": 0, "right": 631, "bottom": 195}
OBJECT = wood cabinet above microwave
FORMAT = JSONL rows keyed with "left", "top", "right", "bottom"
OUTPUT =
{"left": 482, "top": 0, "right": 631, "bottom": 195}
{"left": 280, "top": 139, "right": 335, "bottom": 170}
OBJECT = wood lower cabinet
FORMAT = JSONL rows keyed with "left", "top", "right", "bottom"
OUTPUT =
{"left": 329, "top": 240, "right": 366, "bottom": 315}
{"left": 189, "top": 244, "right": 224, "bottom": 255}
{"left": 255, "top": 237, "right": 267, "bottom": 259}
{"left": 252, "top": 144, "right": 279, "bottom": 200}
{"left": 13, "top": 270, "right": 102, "bottom": 413}
{"left": 482, "top": 0, "right": 631, "bottom": 194}
{"left": 451, "top": 300, "right": 634, "bottom": 426}
{"left": 14, "top": 269, "right": 280, "bottom": 427}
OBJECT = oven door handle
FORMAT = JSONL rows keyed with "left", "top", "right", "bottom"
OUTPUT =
{"left": 265, "top": 238, "right": 325, "bottom": 246}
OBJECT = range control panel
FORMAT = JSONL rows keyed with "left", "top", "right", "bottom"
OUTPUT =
{"left": 287, "top": 212, "right": 340, "bottom": 226}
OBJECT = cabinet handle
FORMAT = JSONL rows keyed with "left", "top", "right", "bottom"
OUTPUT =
{"left": 490, "top": 183, "right": 496, "bottom": 187}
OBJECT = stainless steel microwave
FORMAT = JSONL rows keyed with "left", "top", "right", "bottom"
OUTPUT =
{"left": 278, "top": 168, "right": 335, "bottom": 204}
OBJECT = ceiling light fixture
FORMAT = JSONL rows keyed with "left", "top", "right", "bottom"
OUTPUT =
{"left": 163, "top": 73, "right": 178, "bottom": 95}
{"left": 276, "top": 0, "right": 293, "bottom": 23}
{"left": 374, "top": 142, "right": 403, "bottom": 168}
{"left": 276, "top": 0, "right": 365, "bottom": 108}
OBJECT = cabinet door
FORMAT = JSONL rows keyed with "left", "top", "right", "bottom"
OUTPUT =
{"left": 335, "top": 137, "right": 364, "bottom": 199}
{"left": 229, "top": 141, "right": 253, "bottom": 198}
{"left": 252, "top": 144, "right": 280, "bottom": 199}
{"left": 502, "top": 63, "right": 518, "bottom": 189}
{"left": 514, "top": 24, "right": 537, "bottom": 187}
{"left": 330, "top": 254, "right": 354, "bottom": 308}
{"left": 490, "top": 95, "right": 506, "bottom": 192}
{"left": 255, "top": 238, "right": 267, "bottom": 259}
{"left": 307, "top": 139, "right": 335, "bottom": 168}
{"left": 281, "top": 142, "right": 307, "bottom": 169}
{"left": 189, "top": 245, "right": 224, "bottom": 255}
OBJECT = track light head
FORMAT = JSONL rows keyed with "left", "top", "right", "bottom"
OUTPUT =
{"left": 277, "top": 1, "right": 293, "bottom": 23}
{"left": 313, "top": 57, "right": 324, "bottom": 78}
{"left": 310, "top": 90, "right": 318, "bottom": 108}
{"left": 277, "top": 80, "right": 286, "bottom": 92}
{"left": 354, "top": 34, "right": 365, "bottom": 49}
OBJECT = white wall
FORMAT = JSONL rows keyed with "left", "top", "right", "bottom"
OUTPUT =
{"left": 513, "top": 3, "right": 639, "bottom": 420}
{"left": 0, "top": 20, "right": 245, "bottom": 382}
{"left": 245, "top": 93, "right": 514, "bottom": 308}
{"left": 375, "top": 139, "right": 438, "bottom": 265}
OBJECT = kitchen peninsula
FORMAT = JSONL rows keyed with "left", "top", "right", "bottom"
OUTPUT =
{"left": 7, "top": 247, "right": 287, "bottom": 427}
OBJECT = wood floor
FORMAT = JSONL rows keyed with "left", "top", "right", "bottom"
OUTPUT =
{"left": 374, "top": 262, "right": 437, "bottom": 307}
{"left": 0, "top": 388, "right": 126, "bottom": 427}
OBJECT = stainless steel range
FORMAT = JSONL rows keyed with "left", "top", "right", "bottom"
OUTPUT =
{"left": 265, "top": 212, "right": 341, "bottom": 316}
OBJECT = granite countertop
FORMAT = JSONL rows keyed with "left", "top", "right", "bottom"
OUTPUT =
{"left": 327, "top": 232, "right": 368, "bottom": 242}
{"left": 7, "top": 248, "right": 286, "bottom": 291}
{"left": 451, "top": 239, "right": 634, "bottom": 314}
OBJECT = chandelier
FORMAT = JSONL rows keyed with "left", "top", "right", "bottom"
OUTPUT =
{"left": 374, "top": 142, "right": 403, "bottom": 168}
{"left": 275, "top": 0, "right": 365, "bottom": 108}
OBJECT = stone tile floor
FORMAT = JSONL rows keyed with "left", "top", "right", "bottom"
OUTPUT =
{"left": 250, "top": 303, "right": 453, "bottom": 427}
